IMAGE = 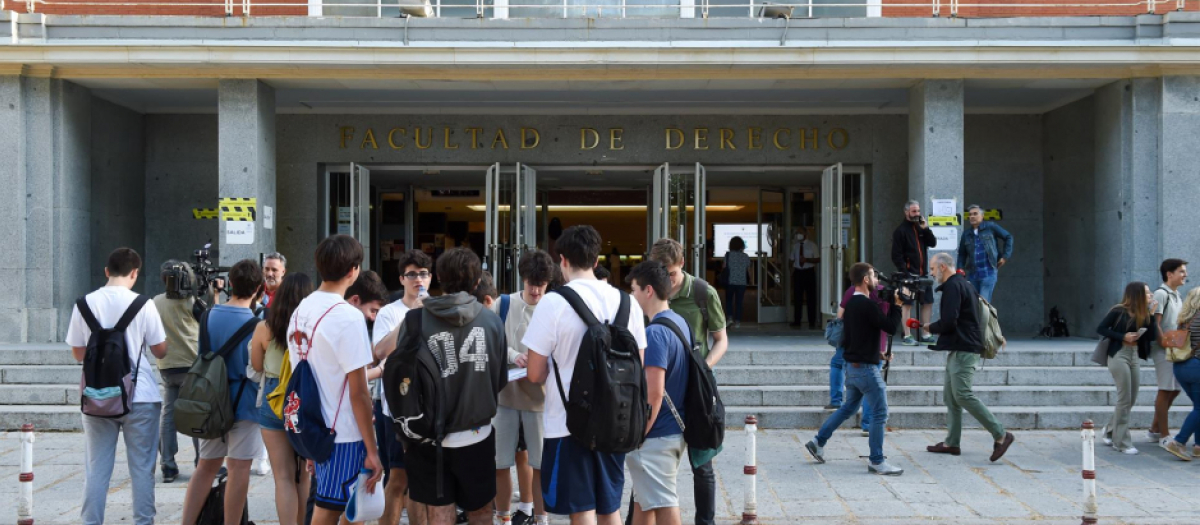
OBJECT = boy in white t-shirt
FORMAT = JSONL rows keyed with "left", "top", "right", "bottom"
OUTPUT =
{"left": 525, "top": 226, "right": 648, "bottom": 525}
{"left": 371, "top": 249, "right": 432, "bottom": 525}
{"left": 287, "top": 235, "right": 383, "bottom": 525}
{"left": 66, "top": 248, "right": 168, "bottom": 525}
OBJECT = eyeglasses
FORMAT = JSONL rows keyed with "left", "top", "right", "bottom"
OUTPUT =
{"left": 403, "top": 271, "right": 431, "bottom": 280}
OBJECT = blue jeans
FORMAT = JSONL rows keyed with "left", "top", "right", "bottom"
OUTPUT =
{"left": 725, "top": 284, "right": 746, "bottom": 322}
{"left": 1173, "top": 358, "right": 1200, "bottom": 445}
{"left": 969, "top": 272, "right": 998, "bottom": 303}
{"left": 817, "top": 364, "right": 889, "bottom": 464}
{"left": 829, "top": 348, "right": 874, "bottom": 430}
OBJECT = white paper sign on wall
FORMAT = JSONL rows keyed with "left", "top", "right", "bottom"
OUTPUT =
{"left": 930, "top": 226, "right": 958, "bottom": 248}
{"left": 226, "top": 221, "right": 255, "bottom": 245}
{"left": 931, "top": 198, "right": 957, "bottom": 217}
{"left": 264, "top": 206, "right": 274, "bottom": 230}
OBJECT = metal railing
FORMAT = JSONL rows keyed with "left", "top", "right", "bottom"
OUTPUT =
{"left": 4, "top": 0, "right": 1193, "bottom": 18}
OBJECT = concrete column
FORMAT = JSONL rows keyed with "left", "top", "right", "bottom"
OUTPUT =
{"left": 1160, "top": 76, "right": 1200, "bottom": 270}
{"left": 908, "top": 79, "right": 965, "bottom": 263}
{"left": 0, "top": 74, "right": 92, "bottom": 342}
{"left": 217, "top": 79, "right": 276, "bottom": 266}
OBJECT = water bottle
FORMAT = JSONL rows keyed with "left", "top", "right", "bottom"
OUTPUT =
{"left": 418, "top": 285, "right": 429, "bottom": 299}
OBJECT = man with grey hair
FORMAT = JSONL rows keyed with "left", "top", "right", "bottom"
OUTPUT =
{"left": 922, "top": 252, "right": 1015, "bottom": 461}
{"left": 261, "top": 252, "right": 287, "bottom": 313}
{"left": 891, "top": 200, "right": 937, "bottom": 345}
{"left": 956, "top": 205, "right": 1013, "bottom": 303}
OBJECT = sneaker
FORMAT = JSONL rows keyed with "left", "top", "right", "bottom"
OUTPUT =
{"left": 1164, "top": 440, "right": 1193, "bottom": 461}
{"left": 901, "top": 336, "right": 918, "bottom": 346}
{"left": 255, "top": 457, "right": 272, "bottom": 477}
{"left": 1100, "top": 426, "right": 1112, "bottom": 446}
{"left": 823, "top": 403, "right": 841, "bottom": 410}
{"left": 805, "top": 439, "right": 825, "bottom": 464}
{"left": 511, "top": 510, "right": 532, "bottom": 525}
{"left": 161, "top": 469, "right": 179, "bottom": 483}
{"left": 919, "top": 335, "right": 936, "bottom": 345}
{"left": 1193, "top": 445, "right": 1200, "bottom": 457}
{"left": 861, "top": 430, "right": 870, "bottom": 437}
{"left": 1147, "top": 431, "right": 1163, "bottom": 443}
{"left": 1119, "top": 446, "right": 1139, "bottom": 455}
{"left": 869, "top": 461, "right": 904, "bottom": 476}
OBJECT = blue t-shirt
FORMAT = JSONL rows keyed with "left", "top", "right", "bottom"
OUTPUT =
{"left": 644, "top": 310, "right": 691, "bottom": 439}
{"left": 205, "top": 304, "right": 259, "bottom": 422}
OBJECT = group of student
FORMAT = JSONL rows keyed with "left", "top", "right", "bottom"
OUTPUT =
{"left": 68, "top": 224, "right": 732, "bottom": 525}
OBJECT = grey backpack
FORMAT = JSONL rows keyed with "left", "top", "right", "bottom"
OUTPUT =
{"left": 175, "top": 311, "right": 260, "bottom": 440}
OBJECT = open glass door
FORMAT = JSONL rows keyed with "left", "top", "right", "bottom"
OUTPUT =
{"left": 649, "top": 163, "right": 670, "bottom": 245}
{"left": 820, "top": 163, "right": 844, "bottom": 316}
{"left": 691, "top": 163, "right": 707, "bottom": 276}
{"left": 484, "top": 162, "right": 504, "bottom": 282}
{"left": 349, "top": 163, "right": 372, "bottom": 270}
{"left": 757, "top": 189, "right": 786, "bottom": 323}
{"left": 511, "top": 163, "right": 538, "bottom": 292}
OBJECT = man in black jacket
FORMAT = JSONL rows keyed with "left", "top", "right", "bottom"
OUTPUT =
{"left": 922, "top": 252, "right": 1015, "bottom": 462}
{"left": 891, "top": 200, "right": 937, "bottom": 346}
{"left": 806, "top": 262, "right": 905, "bottom": 476}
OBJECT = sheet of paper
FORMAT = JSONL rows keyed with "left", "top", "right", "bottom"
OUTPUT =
{"left": 930, "top": 226, "right": 958, "bottom": 248}
{"left": 263, "top": 206, "right": 274, "bottom": 230}
{"left": 225, "top": 221, "right": 254, "bottom": 245}
{"left": 931, "top": 199, "right": 957, "bottom": 217}
{"left": 508, "top": 368, "right": 529, "bottom": 381}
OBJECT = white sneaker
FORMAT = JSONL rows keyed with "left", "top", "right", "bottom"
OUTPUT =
{"left": 1161, "top": 437, "right": 1173, "bottom": 448}
{"left": 1100, "top": 426, "right": 1112, "bottom": 446}
{"left": 1120, "top": 446, "right": 1139, "bottom": 455}
{"left": 255, "top": 457, "right": 272, "bottom": 476}
{"left": 868, "top": 461, "right": 904, "bottom": 476}
{"left": 1146, "top": 431, "right": 1163, "bottom": 443}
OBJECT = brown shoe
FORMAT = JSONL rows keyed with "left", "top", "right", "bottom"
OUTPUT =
{"left": 926, "top": 442, "right": 961, "bottom": 456}
{"left": 990, "top": 432, "right": 1015, "bottom": 462}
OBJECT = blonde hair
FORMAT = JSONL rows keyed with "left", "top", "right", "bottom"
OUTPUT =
{"left": 649, "top": 238, "right": 685, "bottom": 268}
{"left": 1178, "top": 287, "right": 1200, "bottom": 327}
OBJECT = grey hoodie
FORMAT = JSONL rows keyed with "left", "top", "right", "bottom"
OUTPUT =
{"left": 401, "top": 292, "right": 508, "bottom": 435}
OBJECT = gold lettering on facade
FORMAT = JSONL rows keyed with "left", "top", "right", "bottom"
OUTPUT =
{"left": 492, "top": 129, "right": 510, "bottom": 150}
{"left": 719, "top": 128, "right": 736, "bottom": 150}
{"left": 665, "top": 128, "right": 684, "bottom": 150}
{"left": 799, "top": 128, "right": 819, "bottom": 150}
{"left": 387, "top": 128, "right": 406, "bottom": 149}
{"left": 414, "top": 127, "right": 432, "bottom": 149}
{"left": 610, "top": 128, "right": 624, "bottom": 150}
{"left": 521, "top": 128, "right": 540, "bottom": 150}
{"left": 748, "top": 127, "right": 763, "bottom": 150}
{"left": 361, "top": 128, "right": 379, "bottom": 150}
{"left": 339, "top": 126, "right": 355, "bottom": 149}
{"left": 581, "top": 128, "right": 600, "bottom": 150}
{"left": 828, "top": 128, "right": 849, "bottom": 150}
{"left": 466, "top": 128, "right": 483, "bottom": 149}
{"left": 444, "top": 128, "right": 459, "bottom": 150}
{"left": 773, "top": 129, "right": 790, "bottom": 150}
{"left": 694, "top": 128, "right": 709, "bottom": 150}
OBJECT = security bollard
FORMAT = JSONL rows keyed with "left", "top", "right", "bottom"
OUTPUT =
{"left": 741, "top": 415, "right": 758, "bottom": 525}
{"left": 18, "top": 423, "right": 35, "bottom": 525}
{"left": 1081, "top": 420, "right": 1097, "bottom": 525}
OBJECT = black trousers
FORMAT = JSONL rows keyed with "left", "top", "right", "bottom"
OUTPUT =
{"left": 793, "top": 267, "right": 818, "bottom": 327}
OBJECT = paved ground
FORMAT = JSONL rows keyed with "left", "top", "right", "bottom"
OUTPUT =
{"left": 3, "top": 428, "right": 1200, "bottom": 524}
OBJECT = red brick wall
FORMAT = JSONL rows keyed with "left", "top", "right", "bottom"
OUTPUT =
{"left": 883, "top": 0, "right": 1197, "bottom": 18}
{"left": 3, "top": 0, "right": 305, "bottom": 16}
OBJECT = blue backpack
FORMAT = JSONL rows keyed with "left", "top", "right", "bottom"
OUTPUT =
{"left": 283, "top": 303, "right": 349, "bottom": 463}
{"left": 499, "top": 294, "right": 511, "bottom": 323}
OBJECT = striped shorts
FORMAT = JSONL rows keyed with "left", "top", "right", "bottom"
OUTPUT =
{"left": 314, "top": 441, "right": 366, "bottom": 511}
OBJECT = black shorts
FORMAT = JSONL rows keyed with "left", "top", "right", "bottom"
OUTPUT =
{"left": 903, "top": 281, "right": 935, "bottom": 305}
{"left": 517, "top": 420, "right": 527, "bottom": 453}
{"left": 388, "top": 429, "right": 406, "bottom": 469}
{"left": 405, "top": 430, "right": 496, "bottom": 511}
{"left": 373, "top": 400, "right": 405, "bottom": 470}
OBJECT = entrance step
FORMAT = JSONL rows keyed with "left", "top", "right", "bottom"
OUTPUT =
{"left": 0, "top": 405, "right": 81, "bottom": 431}
{"left": 0, "top": 385, "right": 80, "bottom": 405}
{"left": 0, "top": 344, "right": 79, "bottom": 366}
{"left": 714, "top": 365, "right": 1161, "bottom": 387}
{"left": 0, "top": 365, "right": 80, "bottom": 385}
{"left": 726, "top": 405, "right": 1194, "bottom": 430}
{"left": 718, "top": 347, "right": 1089, "bottom": 367}
{"left": 721, "top": 385, "right": 1190, "bottom": 408}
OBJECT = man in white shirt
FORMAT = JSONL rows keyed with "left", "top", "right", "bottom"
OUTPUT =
{"left": 66, "top": 248, "right": 168, "bottom": 525}
{"left": 287, "top": 235, "right": 383, "bottom": 525}
{"left": 371, "top": 249, "right": 432, "bottom": 525}
{"left": 525, "top": 225, "right": 648, "bottom": 525}
{"left": 790, "top": 229, "right": 820, "bottom": 330}
{"left": 1150, "top": 258, "right": 1189, "bottom": 443}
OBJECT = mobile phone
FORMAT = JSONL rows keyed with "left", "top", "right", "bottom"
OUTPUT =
{"left": 1137, "top": 327, "right": 1148, "bottom": 337}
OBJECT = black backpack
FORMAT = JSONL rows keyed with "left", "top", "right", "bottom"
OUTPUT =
{"left": 551, "top": 286, "right": 649, "bottom": 454}
{"left": 382, "top": 309, "right": 452, "bottom": 497}
{"left": 195, "top": 471, "right": 250, "bottom": 525}
{"left": 77, "top": 295, "right": 150, "bottom": 418}
{"left": 651, "top": 317, "right": 726, "bottom": 450}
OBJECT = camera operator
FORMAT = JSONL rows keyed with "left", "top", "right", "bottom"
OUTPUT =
{"left": 153, "top": 260, "right": 202, "bottom": 483}
{"left": 922, "top": 252, "right": 1015, "bottom": 461}
{"left": 891, "top": 200, "right": 937, "bottom": 346}
{"left": 805, "top": 262, "right": 905, "bottom": 476}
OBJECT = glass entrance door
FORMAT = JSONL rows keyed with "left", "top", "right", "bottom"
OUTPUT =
{"left": 820, "top": 163, "right": 845, "bottom": 316}
{"left": 757, "top": 189, "right": 786, "bottom": 323}
{"left": 690, "top": 163, "right": 707, "bottom": 277}
{"left": 324, "top": 163, "right": 373, "bottom": 270}
{"left": 649, "top": 162, "right": 706, "bottom": 277}
{"left": 512, "top": 163, "right": 538, "bottom": 291}
{"left": 485, "top": 163, "right": 538, "bottom": 294}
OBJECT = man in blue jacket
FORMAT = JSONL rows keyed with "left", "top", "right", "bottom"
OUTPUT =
{"left": 956, "top": 205, "right": 1013, "bottom": 303}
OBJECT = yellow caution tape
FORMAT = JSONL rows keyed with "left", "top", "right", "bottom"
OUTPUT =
{"left": 219, "top": 197, "right": 258, "bottom": 207}
{"left": 984, "top": 209, "right": 1003, "bottom": 221}
{"left": 193, "top": 208, "right": 219, "bottom": 220}
{"left": 928, "top": 214, "right": 961, "bottom": 227}
{"left": 221, "top": 206, "right": 257, "bottom": 222}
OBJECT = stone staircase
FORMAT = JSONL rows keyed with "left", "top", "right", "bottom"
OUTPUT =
{"left": 720, "top": 335, "right": 1192, "bottom": 430}
{"left": 0, "top": 336, "right": 1192, "bottom": 431}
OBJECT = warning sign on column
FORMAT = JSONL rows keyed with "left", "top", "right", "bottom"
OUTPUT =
{"left": 226, "top": 221, "right": 255, "bottom": 245}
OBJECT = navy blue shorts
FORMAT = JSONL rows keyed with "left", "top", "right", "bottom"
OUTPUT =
{"left": 314, "top": 441, "right": 366, "bottom": 511}
{"left": 372, "top": 400, "right": 405, "bottom": 470}
{"left": 541, "top": 436, "right": 625, "bottom": 516}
